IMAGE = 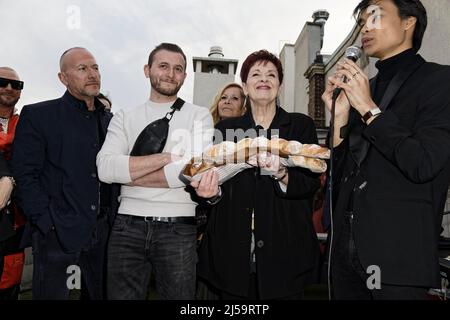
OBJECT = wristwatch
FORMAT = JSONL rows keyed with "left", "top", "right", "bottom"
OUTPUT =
{"left": 206, "top": 187, "right": 223, "bottom": 205}
{"left": 362, "top": 107, "right": 382, "bottom": 124}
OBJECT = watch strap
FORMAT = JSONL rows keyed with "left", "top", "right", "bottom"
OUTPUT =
{"left": 362, "top": 107, "right": 382, "bottom": 123}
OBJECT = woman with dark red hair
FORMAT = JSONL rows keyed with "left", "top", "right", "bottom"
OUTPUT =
{"left": 192, "top": 50, "right": 321, "bottom": 299}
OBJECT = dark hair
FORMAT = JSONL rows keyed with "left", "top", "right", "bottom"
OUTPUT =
{"left": 147, "top": 43, "right": 187, "bottom": 70}
{"left": 97, "top": 93, "right": 112, "bottom": 108}
{"left": 353, "top": 0, "right": 427, "bottom": 53}
{"left": 240, "top": 50, "right": 284, "bottom": 84}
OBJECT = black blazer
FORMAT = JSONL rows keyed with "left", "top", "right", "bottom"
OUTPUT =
{"left": 11, "top": 91, "right": 119, "bottom": 253}
{"left": 197, "top": 107, "right": 321, "bottom": 299}
{"left": 331, "top": 55, "right": 450, "bottom": 288}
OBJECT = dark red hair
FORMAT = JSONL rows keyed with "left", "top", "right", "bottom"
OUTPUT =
{"left": 240, "top": 50, "right": 284, "bottom": 84}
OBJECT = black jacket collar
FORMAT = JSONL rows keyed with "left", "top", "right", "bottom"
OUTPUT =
{"left": 62, "top": 90, "right": 105, "bottom": 114}
{"left": 232, "top": 105, "right": 291, "bottom": 130}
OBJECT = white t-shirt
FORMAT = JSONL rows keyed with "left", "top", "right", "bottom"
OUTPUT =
{"left": 97, "top": 99, "right": 214, "bottom": 217}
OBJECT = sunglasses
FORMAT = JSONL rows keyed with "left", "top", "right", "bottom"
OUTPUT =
{"left": 0, "top": 77, "right": 24, "bottom": 90}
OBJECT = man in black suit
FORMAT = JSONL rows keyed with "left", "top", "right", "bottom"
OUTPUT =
{"left": 11, "top": 47, "right": 117, "bottom": 299}
{"left": 322, "top": 0, "right": 450, "bottom": 299}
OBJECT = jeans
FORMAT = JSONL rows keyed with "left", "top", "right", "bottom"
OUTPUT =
{"left": 331, "top": 211, "right": 429, "bottom": 300}
{"left": 31, "top": 214, "right": 109, "bottom": 300}
{"left": 107, "top": 214, "right": 197, "bottom": 300}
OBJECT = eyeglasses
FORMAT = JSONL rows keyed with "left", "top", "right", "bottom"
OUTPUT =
{"left": 0, "top": 77, "right": 24, "bottom": 90}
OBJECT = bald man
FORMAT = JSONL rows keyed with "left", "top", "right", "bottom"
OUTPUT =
{"left": 0, "top": 67, "right": 22, "bottom": 114}
{"left": 0, "top": 67, "right": 26, "bottom": 300}
{"left": 11, "top": 48, "right": 119, "bottom": 299}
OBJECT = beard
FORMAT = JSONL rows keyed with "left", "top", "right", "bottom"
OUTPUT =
{"left": 150, "top": 76, "right": 183, "bottom": 97}
{"left": 0, "top": 92, "right": 19, "bottom": 108}
{"left": 81, "top": 82, "right": 101, "bottom": 97}
{"left": 81, "top": 87, "right": 100, "bottom": 98}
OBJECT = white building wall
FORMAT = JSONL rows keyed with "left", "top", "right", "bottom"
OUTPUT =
{"left": 279, "top": 44, "right": 295, "bottom": 112}
{"left": 193, "top": 73, "right": 236, "bottom": 109}
{"left": 294, "top": 23, "right": 322, "bottom": 115}
{"left": 419, "top": 0, "right": 450, "bottom": 65}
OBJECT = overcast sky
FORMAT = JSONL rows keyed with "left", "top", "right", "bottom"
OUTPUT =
{"left": 0, "top": 0, "right": 360, "bottom": 111}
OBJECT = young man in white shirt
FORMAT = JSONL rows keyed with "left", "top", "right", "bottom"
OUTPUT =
{"left": 97, "top": 43, "right": 213, "bottom": 300}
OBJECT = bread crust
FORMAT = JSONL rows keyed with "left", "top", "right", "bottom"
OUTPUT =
{"left": 289, "top": 155, "right": 327, "bottom": 173}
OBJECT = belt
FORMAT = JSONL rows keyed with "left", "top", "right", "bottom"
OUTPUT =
{"left": 125, "top": 215, "right": 196, "bottom": 225}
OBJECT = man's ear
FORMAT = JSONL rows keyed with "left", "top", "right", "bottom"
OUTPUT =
{"left": 405, "top": 16, "right": 417, "bottom": 31}
{"left": 144, "top": 64, "right": 150, "bottom": 78}
{"left": 58, "top": 72, "right": 68, "bottom": 86}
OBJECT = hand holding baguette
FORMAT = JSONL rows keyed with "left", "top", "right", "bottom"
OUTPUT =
{"left": 190, "top": 169, "right": 220, "bottom": 198}
{"left": 184, "top": 137, "right": 329, "bottom": 178}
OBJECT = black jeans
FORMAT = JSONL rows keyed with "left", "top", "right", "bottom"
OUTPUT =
{"left": 331, "top": 211, "right": 429, "bottom": 300}
{"left": 31, "top": 214, "right": 109, "bottom": 300}
{"left": 107, "top": 214, "right": 197, "bottom": 300}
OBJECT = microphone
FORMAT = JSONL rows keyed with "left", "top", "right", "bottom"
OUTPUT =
{"left": 327, "top": 45, "right": 362, "bottom": 300}
{"left": 332, "top": 46, "right": 362, "bottom": 100}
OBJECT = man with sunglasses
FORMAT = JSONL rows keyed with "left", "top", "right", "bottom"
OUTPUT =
{"left": 0, "top": 71, "right": 23, "bottom": 101}
{"left": 11, "top": 48, "right": 119, "bottom": 300}
{"left": 0, "top": 67, "right": 26, "bottom": 300}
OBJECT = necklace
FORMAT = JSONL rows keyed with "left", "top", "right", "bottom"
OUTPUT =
{"left": 0, "top": 117, "right": 9, "bottom": 133}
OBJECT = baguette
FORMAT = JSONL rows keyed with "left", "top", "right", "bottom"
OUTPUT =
{"left": 203, "top": 141, "right": 236, "bottom": 163}
{"left": 282, "top": 140, "right": 303, "bottom": 156}
{"left": 235, "top": 138, "right": 256, "bottom": 162}
{"left": 202, "top": 138, "right": 330, "bottom": 167}
{"left": 299, "top": 144, "right": 330, "bottom": 159}
{"left": 250, "top": 136, "right": 270, "bottom": 152}
{"left": 289, "top": 155, "right": 327, "bottom": 173}
{"left": 182, "top": 159, "right": 220, "bottom": 177}
{"left": 268, "top": 138, "right": 290, "bottom": 157}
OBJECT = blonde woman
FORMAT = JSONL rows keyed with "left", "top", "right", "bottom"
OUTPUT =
{"left": 210, "top": 83, "right": 246, "bottom": 125}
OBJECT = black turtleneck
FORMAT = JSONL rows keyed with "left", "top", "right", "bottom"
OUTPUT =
{"left": 373, "top": 48, "right": 417, "bottom": 106}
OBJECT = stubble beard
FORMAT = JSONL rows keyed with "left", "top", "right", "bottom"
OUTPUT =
{"left": 0, "top": 93, "right": 19, "bottom": 108}
{"left": 150, "top": 76, "right": 182, "bottom": 97}
{"left": 80, "top": 85, "right": 100, "bottom": 98}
